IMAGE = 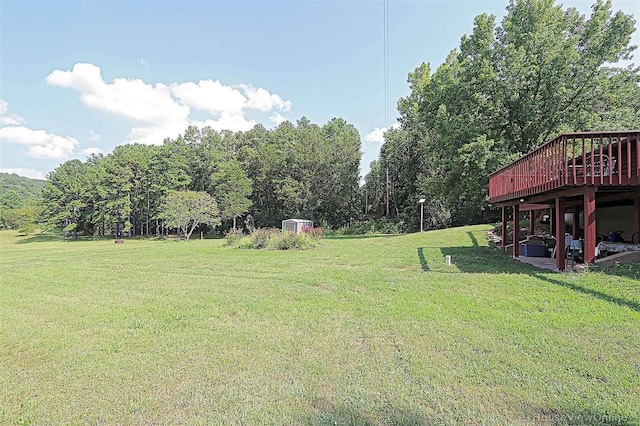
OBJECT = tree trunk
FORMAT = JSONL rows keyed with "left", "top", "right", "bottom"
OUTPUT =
{"left": 146, "top": 188, "right": 150, "bottom": 237}
{"left": 73, "top": 206, "right": 78, "bottom": 240}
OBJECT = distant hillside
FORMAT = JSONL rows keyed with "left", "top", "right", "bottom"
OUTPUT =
{"left": 0, "top": 172, "right": 45, "bottom": 208}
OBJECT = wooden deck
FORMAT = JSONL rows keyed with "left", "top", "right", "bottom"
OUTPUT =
{"left": 489, "top": 131, "right": 640, "bottom": 271}
{"left": 489, "top": 131, "right": 640, "bottom": 204}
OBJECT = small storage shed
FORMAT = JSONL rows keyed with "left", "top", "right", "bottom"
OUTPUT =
{"left": 282, "top": 219, "right": 313, "bottom": 234}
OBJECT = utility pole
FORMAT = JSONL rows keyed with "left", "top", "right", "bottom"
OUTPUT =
{"left": 386, "top": 168, "right": 390, "bottom": 220}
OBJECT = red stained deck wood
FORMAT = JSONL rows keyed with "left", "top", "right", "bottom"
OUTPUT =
{"left": 489, "top": 131, "right": 640, "bottom": 204}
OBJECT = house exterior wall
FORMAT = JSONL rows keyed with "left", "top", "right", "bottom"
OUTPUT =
{"left": 597, "top": 206, "right": 634, "bottom": 241}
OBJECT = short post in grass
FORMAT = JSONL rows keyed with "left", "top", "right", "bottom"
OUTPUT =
{"left": 445, "top": 255, "right": 452, "bottom": 266}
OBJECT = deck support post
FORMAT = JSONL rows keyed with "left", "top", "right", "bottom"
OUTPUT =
{"left": 529, "top": 209, "right": 536, "bottom": 236}
{"left": 550, "top": 208, "right": 555, "bottom": 237}
{"left": 584, "top": 186, "right": 597, "bottom": 265}
{"left": 634, "top": 196, "right": 640, "bottom": 242}
{"left": 513, "top": 203, "right": 520, "bottom": 258}
{"left": 572, "top": 208, "right": 580, "bottom": 239}
{"left": 501, "top": 206, "right": 508, "bottom": 250}
{"left": 555, "top": 197, "right": 566, "bottom": 271}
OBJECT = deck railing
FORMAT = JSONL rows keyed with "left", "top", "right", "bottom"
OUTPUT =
{"left": 489, "top": 131, "right": 640, "bottom": 203}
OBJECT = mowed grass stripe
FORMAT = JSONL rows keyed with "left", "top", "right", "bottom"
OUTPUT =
{"left": 1, "top": 225, "right": 639, "bottom": 424}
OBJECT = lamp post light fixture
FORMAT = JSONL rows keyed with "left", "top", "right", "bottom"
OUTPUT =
{"left": 418, "top": 198, "right": 426, "bottom": 232}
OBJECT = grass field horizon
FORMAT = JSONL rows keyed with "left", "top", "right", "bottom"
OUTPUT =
{"left": 1, "top": 225, "right": 639, "bottom": 425}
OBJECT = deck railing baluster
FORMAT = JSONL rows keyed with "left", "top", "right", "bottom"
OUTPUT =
{"left": 618, "top": 135, "right": 623, "bottom": 184}
{"left": 608, "top": 138, "right": 613, "bottom": 185}
{"left": 581, "top": 137, "right": 586, "bottom": 186}
{"left": 635, "top": 133, "right": 639, "bottom": 183}
{"left": 572, "top": 137, "right": 577, "bottom": 184}
{"left": 598, "top": 138, "right": 603, "bottom": 185}
{"left": 627, "top": 133, "right": 632, "bottom": 181}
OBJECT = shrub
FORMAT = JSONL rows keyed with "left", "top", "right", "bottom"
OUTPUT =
{"left": 225, "top": 229, "right": 245, "bottom": 246}
{"left": 234, "top": 236, "right": 254, "bottom": 249}
{"left": 302, "top": 226, "right": 324, "bottom": 241}
{"left": 268, "top": 230, "right": 316, "bottom": 250}
{"left": 227, "top": 227, "right": 318, "bottom": 250}
{"left": 328, "top": 220, "right": 402, "bottom": 236}
{"left": 250, "top": 228, "right": 276, "bottom": 249}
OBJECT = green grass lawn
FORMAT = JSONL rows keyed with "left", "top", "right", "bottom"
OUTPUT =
{"left": 1, "top": 226, "right": 639, "bottom": 425}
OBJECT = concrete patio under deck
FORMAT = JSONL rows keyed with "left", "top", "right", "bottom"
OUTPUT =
{"left": 515, "top": 256, "right": 562, "bottom": 271}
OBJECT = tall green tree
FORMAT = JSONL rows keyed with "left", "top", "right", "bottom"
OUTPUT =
{"left": 158, "top": 191, "right": 220, "bottom": 240}
{"left": 317, "top": 118, "right": 362, "bottom": 226}
{"left": 152, "top": 143, "right": 188, "bottom": 234}
{"left": 211, "top": 160, "right": 252, "bottom": 230}
{"left": 41, "top": 160, "right": 93, "bottom": 239}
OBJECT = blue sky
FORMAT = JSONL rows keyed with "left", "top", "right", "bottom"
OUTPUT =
{"left": 1, "top": 0, "right": 638, "bottom": 180}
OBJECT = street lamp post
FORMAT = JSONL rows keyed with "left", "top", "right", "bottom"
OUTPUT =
{"left": 418, "top": 198, "right": 426, "bottom": 232}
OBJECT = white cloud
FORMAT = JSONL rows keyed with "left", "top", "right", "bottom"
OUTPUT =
{"left": 240, "top": 85, "right": 292, "bottom": 112}
{"left": 47, "top": 63, "right": 189, "bottom": 125}
{"left": 364, "top": 127, "right": 387, "bottom": 144}
{"left": 0, "top": 126, "right": 78, "bottom": 159}
{"left": 0, "top": 167, "right": 45, "bottom": 180}
{"left": 269, "top": 112, "right": 287, "bottom": 126}
{"left": 197, "top": 112, "right": 257, "bottom": 133}
{"left": 47, "top": 63, "right": 190, "bottom": 145}
{"left": 0, "top": 100, "right": 25, "bottom": 126}
{"left": 171, "top": 80, "right": 247, "bottom": 115}
{"left": 88, "top": 130, "right": 100, "bottom": 141}
{"left": 0, "top": 100, "right": 77, "bottom": 161}
{"left": 127, "top": 121, "right": 193, "bottom": 145}
{"left": 46, "top": 63, "right": 293, "bottom": 144}
{"left": 140, "top": 58, "right": 149, "bottom": 66}
{"left": 81, "top": 147, "right": 104, "bottom": 157}
{"left": 364, "top": 123, "right": 400, "bottom": 144}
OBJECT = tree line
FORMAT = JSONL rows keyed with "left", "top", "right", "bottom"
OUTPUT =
{"left": 41, "top": 117, "right": 361, "bottom": 238}
{"left": 363, "top": 0, "right": 640, "bottom": 230}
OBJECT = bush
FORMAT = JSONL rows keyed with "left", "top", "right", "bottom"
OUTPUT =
{"left": 327, "top": 219, "right": 402, "bottom": 236}
{"left": 268, "top": 230, "right": 316, "bottom": 250}
{"left": 234, "top": 236, "right": 254, "bottom": 249}
{"left": 250, "top": 228, "right": 276, "bottom": 249}
{"left": 302, "top": 226, "right": 324, "bottom": 241}
{"left": 225, "top": 229, "right": 245, "bottom": 246}
{"left": 226, "top": 227, "right": 319, "bottom": 250}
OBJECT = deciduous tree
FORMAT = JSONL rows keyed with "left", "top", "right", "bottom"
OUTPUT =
{"left": 211, "top": 160, "right": 252, "bottom": 230}
{"left": 159, "top": 191, "right": 220, "bottom": 240}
